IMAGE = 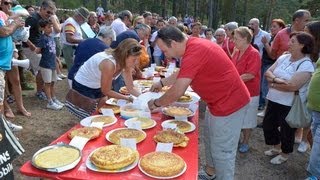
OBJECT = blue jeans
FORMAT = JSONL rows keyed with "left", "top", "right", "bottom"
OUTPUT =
{"left": 259, "top": 64, "right": 272, "bottom": 107}
{"left": 307, "top": 110, "right": 320, "bottom": 177}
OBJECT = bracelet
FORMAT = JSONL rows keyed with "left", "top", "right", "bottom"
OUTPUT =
{"left": 153, "top": 99, "right": 161, "bottom": 107}
{"left": 159, "top": 79, "right": 164, "bottom": 87}
{"left": 272, "top": 77, "right": 277, "bottom": 83}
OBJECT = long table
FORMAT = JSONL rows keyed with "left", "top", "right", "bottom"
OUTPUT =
{"left": 20, "top": 111, "right": 199, "bottom": 179}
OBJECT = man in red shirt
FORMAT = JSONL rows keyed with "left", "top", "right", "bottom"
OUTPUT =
{"left": 271, "top": 9, "right": 311, "bottom": 60}
{"left": 148, "top": 26, "right": 250, "bottom": 179}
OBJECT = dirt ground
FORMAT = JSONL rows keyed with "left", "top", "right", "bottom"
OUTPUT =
{"left": 10, "top": 74, "right": 310, "bottom": 180}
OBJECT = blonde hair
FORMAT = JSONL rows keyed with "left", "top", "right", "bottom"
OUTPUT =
{"left": 234, "top": 26, "right": 253, "bottom": 44}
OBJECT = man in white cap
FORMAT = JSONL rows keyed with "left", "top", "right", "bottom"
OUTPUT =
{"left": 61, "top": 7, "right": 90, "bottom": 73}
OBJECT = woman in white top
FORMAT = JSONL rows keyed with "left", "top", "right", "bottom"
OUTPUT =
{"left": 73, "top": 38, "right": 141, "bottom": 104}
{"left": 263, "top": 32, "right": 315, "bottom": 165}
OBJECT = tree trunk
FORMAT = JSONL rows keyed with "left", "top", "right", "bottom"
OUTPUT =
{"left": 184, "top": 0, "right": 189, "bottom": 17}
{"left": 265, "top": 0, "right": 276, "bottom": 30}
{"left": 162, "top": 0, "right": 167, "bottom": 18}
{"left": 194, "top": 0, "right": 199, "bottom": 19}
{"left": 230, "top": 0, "right": 236, "bottom": 21}
{"left": 242, "top": 0, "right": 248, "bottom": 26}
{"left": 101, "top": 0, "right": 107, "bottom": 11}
{"left": 172, "top": 0, "right": 177, "bottom": 17}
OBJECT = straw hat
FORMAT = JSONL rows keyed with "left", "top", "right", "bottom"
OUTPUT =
{"left": 75, "top": 7, "right": 90, "bottom": 21}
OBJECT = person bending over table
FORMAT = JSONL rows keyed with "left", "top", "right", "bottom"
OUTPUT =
{"left": 147, "top": 26, "right": 250, "bottom": 180}
{"left": 72, "top": 38, "right": 142, "bottom": 109}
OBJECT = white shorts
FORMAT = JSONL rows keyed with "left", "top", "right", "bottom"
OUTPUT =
{"left": 22, "top": 47, "right": 41, "bottom": 75}
{"left": 242, "top": 96, "right": 259, "bottom": 129}
{"left": 40, "top": 67, "right": 57, "bottom": 83}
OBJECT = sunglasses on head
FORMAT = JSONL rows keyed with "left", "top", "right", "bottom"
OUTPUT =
{"left": 3, "top": 1, "right": 13, "bottom": 5}
{"left": 129, "top": 46, "right": 142, "bottom": 53}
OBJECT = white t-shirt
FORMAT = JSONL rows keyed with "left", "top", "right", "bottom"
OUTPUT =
{"left": 254, "top": 29, "right": 271, "bottom": 57}
{"left": 150, "top": 31, "right": 162, "bottom": 57}
{"left": 111, "top": 18, "right": 128, "bottom": 36}
{"left": 74, "top": 52, "right": 116, "bottom": 89}
{"left": 266, "top": 54, "right": 314, "bottom": 106}
{"left": 61, "top": 17, "right": 82, "bottom": 45}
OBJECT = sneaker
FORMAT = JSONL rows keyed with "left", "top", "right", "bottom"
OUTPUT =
{"left": 57, "top": 76, "right": 62, "bottom": 81}
{"left": 239, "top": 144, "right": 250, "bottom": 153}
{"left": 7, "top": 121, "right": 23, "bottom": 132}
{"left": 36, "top": 91, "right": 47, "bottom": 100}
{"left": 198, "top": 169, "right": 216, "bottom": 180}
{"left": 53, "top": 99, "right": 64, "bottom": 107}
{"left": 47, "top": 102, "right": 63, "bottom": 110}
{"left": 295, "top": 137, "right": 302, "bottom": 144}
{"left": 257, "top": 111, "right": 265, "bottom": 117}
{"left": 58, "top": 74, "right": 67, "bottom": 79}
{"left": 298, "top": 141, "right": 309, "bottom": 153}
{"left": 264, "top": 148, "right": 282, "bottom": 156}
{"left": 270, "top": 154, "right": 288, "bottom": 165}
{"left": 258, "top": 105, "right": 265, "bottom": 110}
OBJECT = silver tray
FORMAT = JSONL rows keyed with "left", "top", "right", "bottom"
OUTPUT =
{"left": 31, "top": 143, "right": 82, "bottom": 173}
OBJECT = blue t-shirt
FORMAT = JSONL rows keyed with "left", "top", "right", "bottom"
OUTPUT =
{"left": 39, "top": 34, "right": 56, "bottom": 69}
{"left": 0, "top": 19, "right": 13, "bottom": 70}
{"left": 68, "top": 38, "right": 108, "bottom": 80}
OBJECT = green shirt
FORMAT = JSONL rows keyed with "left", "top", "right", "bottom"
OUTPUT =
{"left": 307, "top": 58, "right": 320, "bottom": 112}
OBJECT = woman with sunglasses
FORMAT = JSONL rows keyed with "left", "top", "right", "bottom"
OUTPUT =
{"left": 72, "top": 38, "right": 142, "bottom": 109}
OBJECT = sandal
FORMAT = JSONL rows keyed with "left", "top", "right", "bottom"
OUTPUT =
{"left": 239, "top": 144, "right": 250, "bottom": 153}
{"left": 198, "top": 169, "right": 216, "bottom": 180}
{"left": 270, "top": 154, "right": 288, "bottom": 165}
{"left": 264, "top": 148, "right": 281, "bottom": 156}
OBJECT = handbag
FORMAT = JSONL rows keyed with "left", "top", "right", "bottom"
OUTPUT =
{"left": 285, "top": 59, "right": 312, "bottom": 128}
{"left": 65, "top": 89, "right": 99, "bottom": 119}
{"left": 285, "top": 91, "right": 311, "bottom": 128}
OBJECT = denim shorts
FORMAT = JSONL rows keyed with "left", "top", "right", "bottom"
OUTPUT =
{"left": 72, "top": 80, "right": 103, "bottom": 99}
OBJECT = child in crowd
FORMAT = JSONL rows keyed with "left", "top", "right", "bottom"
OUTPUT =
{"left": 35, "top": 19, "right": 64, "bottom": 110}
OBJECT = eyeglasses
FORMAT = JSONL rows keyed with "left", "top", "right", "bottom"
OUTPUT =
{"left": 3, "top": 1, "right": 13, "bottom": 5}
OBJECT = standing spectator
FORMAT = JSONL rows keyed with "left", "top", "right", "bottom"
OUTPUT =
{"left": 150, "top": 19, "right": 166, "bottom": 65}
{"left": 306, "top": 20, "right": 320, "bottom": 180}
{"left": 270, "top": 9, "right": 312, "bottom": 148}
{"left": 148, "top": 26, "right": 250, "bottom": 179}
{"left": 61, "top": 7, "right": 90, "bottom": 72}
{"left": 132, "top": 15, "right": 144, "bottom": 28}
{"left": 88, "top": 11, "right": 100, "bottom": 35}
{"left": 204, "top": 28, "right": 216, "bottom": 42}
{"left": 263, "top": 32, "right": 314, "bottom": 164}
{"left": 168, "top": 16, "right": 177, "bottom": 26}
{"left": 25, "top": 5, "right": 35, "bottom": 15}
{"left": 0, "top": 5, "right": 25, "bottom": 130}
{"left": 50, "top": 13, "right": 66, "bottom": 80}
{"left": 35, "top": 19, "right": 63, "bottom": 110}
{"left": 111, "top": 10, "right": 132, "bottom": 35}
{"left": 150, "top": 13, "right": 158, "bottom": 34}
{"left": 104, "top": 11, "right": 114, "bottom": 26}
{"left": 23, "top": 0, "right": 57, "bottom": 100}
{"left": 232, "top": 27, "right": 261, "bottom": 153}
{"left": 222, "top": 22, "right": 237, "bottom": 59}
{"left": 271, "top": 9, "right": 311, "bottom": 60}
{"left": 248, "top": 18, "right": 271, "bottom": 56}
{"left": 190, "top": 22, "right": 202, "bottom": 38}
{"left": 142, "top": 11, "right": 152, "bottom": 26}
{"left": 257, "top": 19, "right": 286, "bottom": 118}
{"left": 214, "top": 28, "right": 226, "bottom": 47}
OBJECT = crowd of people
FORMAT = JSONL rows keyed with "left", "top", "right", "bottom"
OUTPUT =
{"left": 0, "top": 0, "right": 319, "bottom": 179}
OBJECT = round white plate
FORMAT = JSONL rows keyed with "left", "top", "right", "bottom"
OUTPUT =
{"left": 80, "top": 115, "right": 117, "bottom": 127}
{"left": 133, "top": 80, "right": 154, "bottom": 88}
{"left": 162, "top": 107, "right": 195, "bottom": 118}
{"left": 124, "top": 117, "right": 157, "bottom": 130}
{"left": 138, "top": 159, "right": 187, "bottom": 179}
{"left": 86, "top": 147, "right": 139, "bottom": 173}
{"left": 174, "top": 93, "right": 200, "bottom": 105}
{"left": 105, "top": 128, "right": 147, "bottom": 144}
{"left": 161, "top": 120, "right": 196, "bottom": 133}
